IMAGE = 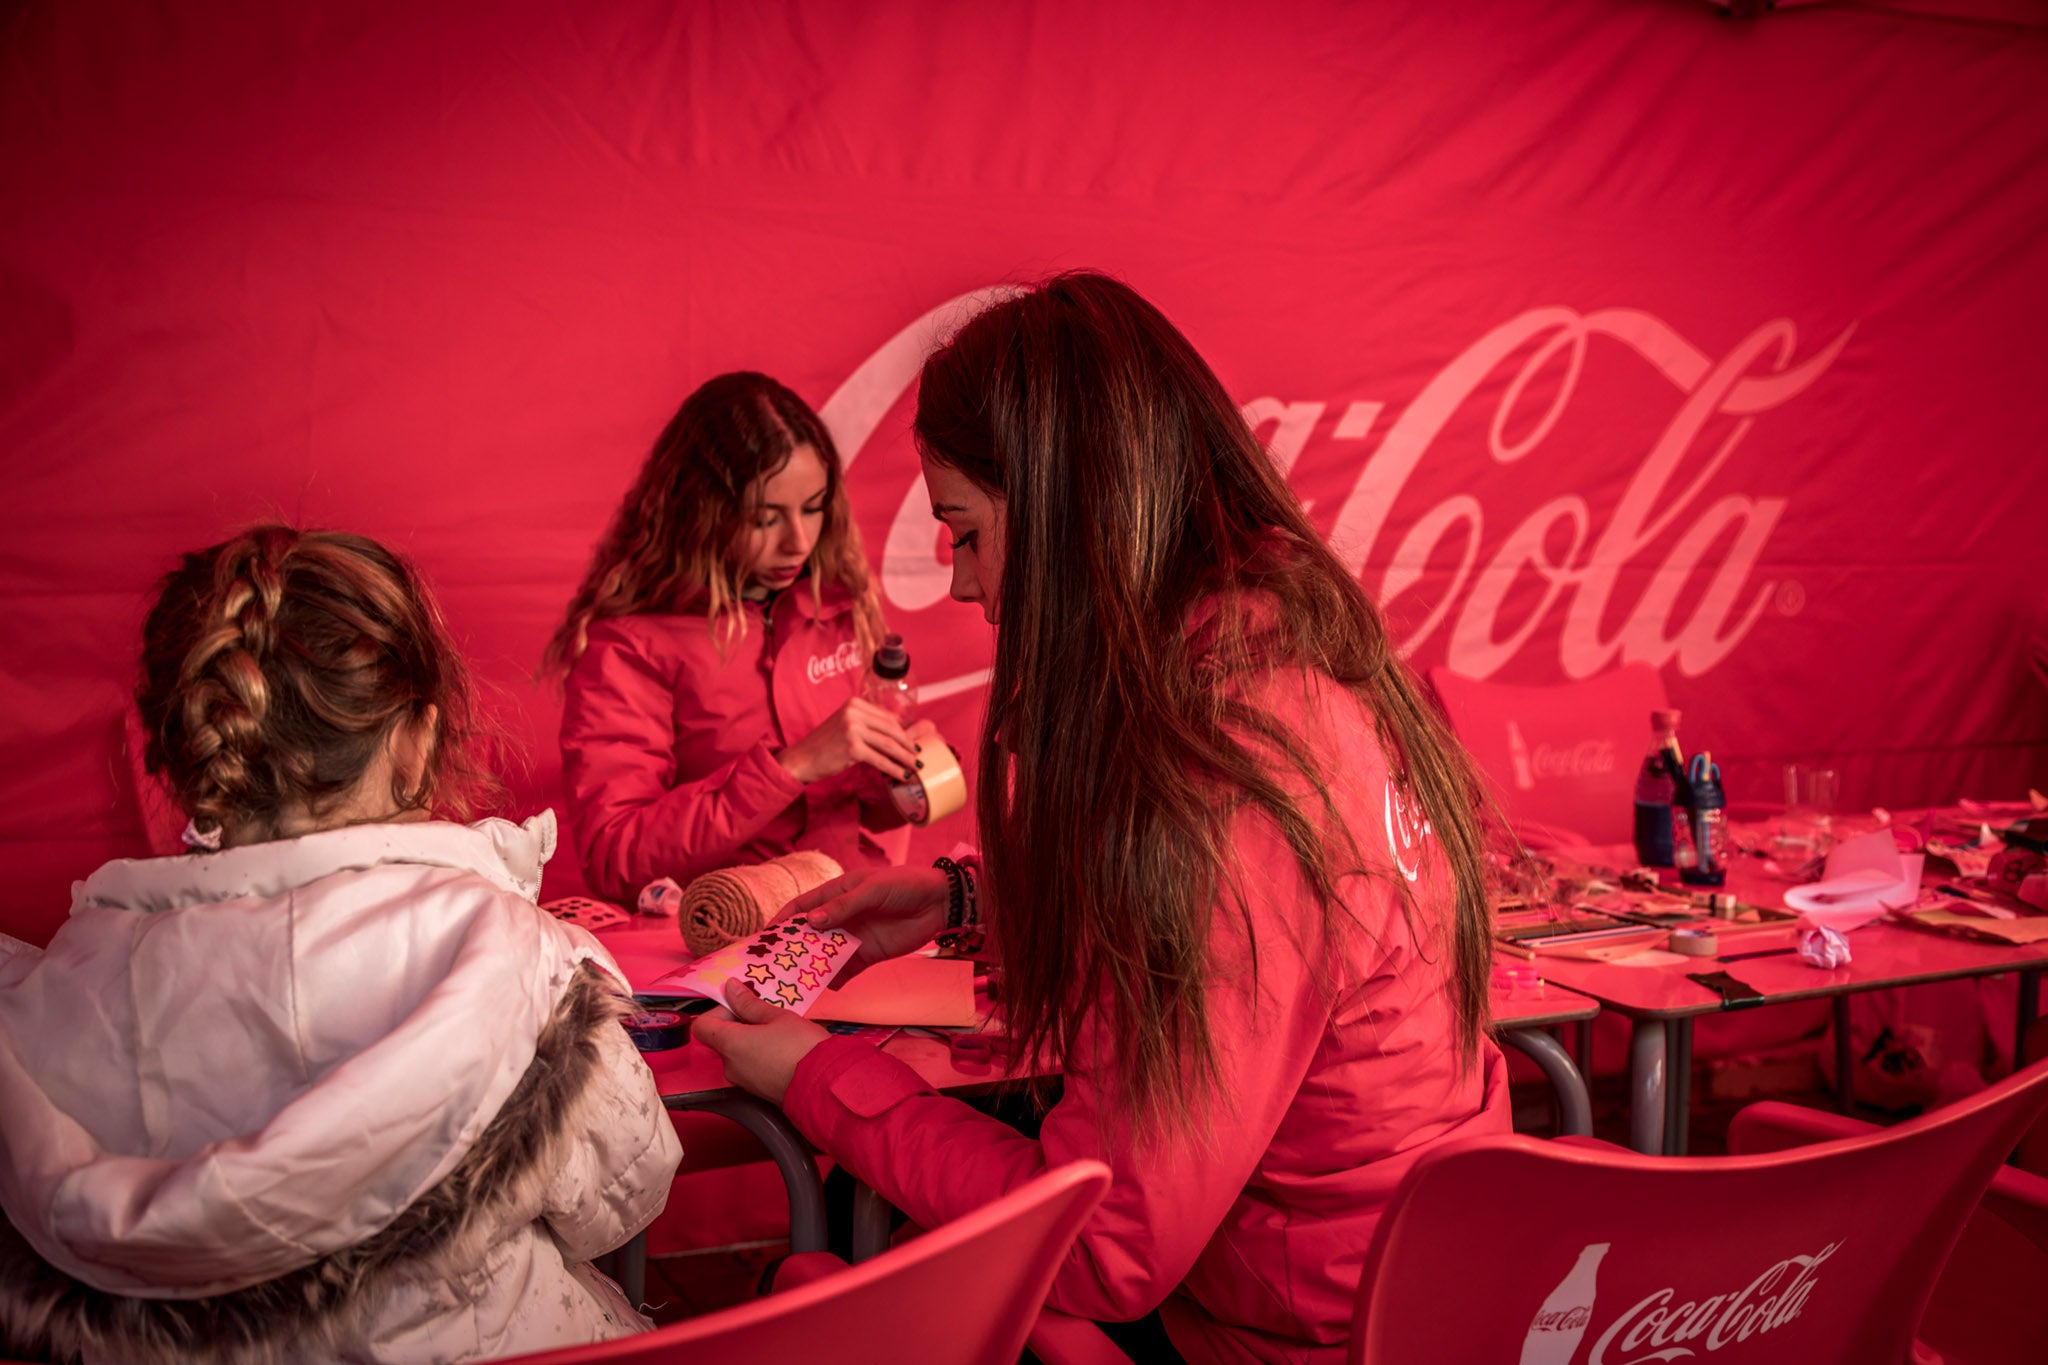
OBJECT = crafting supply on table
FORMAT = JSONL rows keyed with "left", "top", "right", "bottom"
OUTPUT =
{"left": 539, "top": 896, "right": 630, "bottom": 931}
{"left": 621, "top": 1008, "right": 692, "bottom": 1052}
{"left": 638, "top": 877, "right": 683, "bottom": 916}
{"left": 1668, "top": 927, "right": 1719, "bottom": 957}
{"left": 1799, "top": 925, "right": 1852, "bottom": 969}
{"left": 679, "top": 850, "right": 843, "bottom": 954}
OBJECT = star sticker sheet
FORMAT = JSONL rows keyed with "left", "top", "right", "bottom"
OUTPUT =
{"left": 645, "top": 921, "right": 861, "bottom": 1014}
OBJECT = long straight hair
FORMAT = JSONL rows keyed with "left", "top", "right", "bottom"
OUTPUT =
{"left": 544, "top": 372, "right": 882, "bottom": 674}
{"left": 914, "top": 273, "right": 1495, "bottom": 1135}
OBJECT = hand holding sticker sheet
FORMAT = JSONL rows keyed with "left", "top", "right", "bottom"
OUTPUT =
{"left": 644, "top": 920, "right": 862, "bottom": 1014}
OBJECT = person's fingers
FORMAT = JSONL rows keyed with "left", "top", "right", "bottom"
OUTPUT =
{"left": 785, "top": 873, "right": 859, "bottom": 920}
{"left": 850, "top": 734, "right": 918, "bottom": 780}
{"left": 691, "top": 1012, "right": 734, "bottom": 1053}
{"left": 722, "top": 977, "right": 783, "bottom": 1022}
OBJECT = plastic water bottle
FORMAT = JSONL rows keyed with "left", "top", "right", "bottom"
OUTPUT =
{"left": 1519, "top": 1242, "right": 1609, "bottom": 1365}
{"left": 1632, "top": 717, "right": 1677, "bottom": 867}
{"left": 863, "top": 633, "right": 917, "bottom": 723}
{"left": 863, "top": 635, "right": 926, "bottom": 821}
{"left": 1681, "top": 752, "right": 1729, "bottom": 888}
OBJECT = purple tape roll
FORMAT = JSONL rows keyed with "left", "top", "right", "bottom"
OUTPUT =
{"left": 622, "top": 1008, "right": 690, "bottom": 1052}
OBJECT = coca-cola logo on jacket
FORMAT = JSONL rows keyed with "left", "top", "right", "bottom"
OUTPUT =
{"left": 821, "top": 289, "right": 1852, "bottom": 695}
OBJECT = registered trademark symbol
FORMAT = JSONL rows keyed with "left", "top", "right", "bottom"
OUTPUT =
{"left": 1775, "top": 580, "right": 1806, "bottom": 616}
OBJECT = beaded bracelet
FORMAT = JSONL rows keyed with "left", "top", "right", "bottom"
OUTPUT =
{"left": 932, "top": 854, "right": 984, "bottom": 954}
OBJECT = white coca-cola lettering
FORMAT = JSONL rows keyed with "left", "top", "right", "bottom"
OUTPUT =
{"left": 820, "top": 293, "right": 1852, "bottom": 687}
{"left": 1326, "top": 307, "right": 1851, "bottom": 680}
{"left": 1532, "top": 739, "right": 1617, "bottom": 781}
{"left": 806, "top": 641, "right": 862, "bottom": 684}
{"left": 1586, "top": 1241, "right": 1840, "bottom": 1365}
{"left": 1383, "top": 777, "right": 1431, "bottom": 882}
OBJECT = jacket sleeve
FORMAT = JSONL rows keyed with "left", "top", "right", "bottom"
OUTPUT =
{"left": 780, "top": 812, "right": 1335, "bottom": 1322}
{"left": 560, "top": 626, "right": 808, "bottom": 902}
{"left": 539, "top": 1011, "right": 685, "bottom": 1263}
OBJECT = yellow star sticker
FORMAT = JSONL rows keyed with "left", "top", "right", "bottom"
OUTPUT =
{"left": 776, "top": 981, "right": 803, "bottom": 1006}
{"left": 746, "top": 963, "right": 775, "bottom": 984}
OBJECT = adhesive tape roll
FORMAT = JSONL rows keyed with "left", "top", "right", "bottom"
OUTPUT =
{"left": 909, "top": 737, "right": 968, "bottom": 825}
{"left": 622, "top": 1009, "right": 691, "bottom": 1052}
{"left": 1669, "top": 928, "right": 1719, "bottom": 957}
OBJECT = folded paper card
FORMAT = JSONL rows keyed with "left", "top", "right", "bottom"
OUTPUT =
{"left": 643, "top": 921, "right": 861, "bottom": 1014}
{"left": 1783, "top": 829, "right": 1923, "bottom": 931}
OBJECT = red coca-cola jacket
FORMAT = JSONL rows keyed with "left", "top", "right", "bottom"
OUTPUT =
{"left": 559, "top": 582, "right": 910, "bottom": 905}
{"left": 781, "top": 663, "right": 1510, "bottom": 1365}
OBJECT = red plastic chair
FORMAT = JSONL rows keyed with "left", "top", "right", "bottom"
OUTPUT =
{"left": 1347, "top": 1058, "right": 2048, "bottom": 1364}
{"left": 1427, "top": 662, "right": 1669, "bottom": 846}
{"left": 1728, "top": 1095, "right": 2048, "bottom": 1365}
{"left": 491, "top": 1159, "right": 1111, "bottom": 1365}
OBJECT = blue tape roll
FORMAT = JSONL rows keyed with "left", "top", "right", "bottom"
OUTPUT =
{"left": 623, "top": 1008, "right": 691, "bottom": 1052}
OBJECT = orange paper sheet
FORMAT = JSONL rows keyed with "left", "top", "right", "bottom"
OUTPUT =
{"left": 807, "top": 954, "right": 979, "bottom": 1027}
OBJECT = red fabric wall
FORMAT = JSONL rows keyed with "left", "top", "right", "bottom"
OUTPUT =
{"left": 3, "top": 0, "right": 2045, "bottom": 946}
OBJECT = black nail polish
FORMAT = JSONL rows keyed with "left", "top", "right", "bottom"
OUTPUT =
{"left": 915, "top": 760, "right": 925, "bottom": 769}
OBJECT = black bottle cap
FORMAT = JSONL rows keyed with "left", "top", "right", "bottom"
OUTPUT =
{"left": 872, "top": 633, "right": 910, "bottom": 680}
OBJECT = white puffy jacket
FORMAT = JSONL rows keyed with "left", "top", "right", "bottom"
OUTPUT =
{"left": 0, "top": 811, "right": 683, "bottom": 1364}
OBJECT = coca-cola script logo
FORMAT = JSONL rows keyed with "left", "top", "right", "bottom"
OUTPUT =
{"left": 1383, "top": 777, "right": 1432, "bottom": 882}
{"left": 806, "top": 641, "right": 862, "bottom": 685}
{"left": 818, "top": 289, "right": 1853, "bottom": 696}
{"left": 1506, "top": 724, "right": 1618, "bottom": 792}
{"left": 1588, "top": 1241, "right": 1841, "bottom": 1364}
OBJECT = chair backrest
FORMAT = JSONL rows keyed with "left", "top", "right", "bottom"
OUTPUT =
{"left": 497, "top": 1159, "right": 1111, "bottom": 1365}
{"left": 1427, "top": 663, "right": 1669, "bottom": 846}
{"left": 1349, "top": 1058, "right": 2048, "bottom": 1365}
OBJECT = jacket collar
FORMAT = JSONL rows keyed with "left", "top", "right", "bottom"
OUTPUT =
{"left": 71, "top": 811, "right": 557, "bottom": 915}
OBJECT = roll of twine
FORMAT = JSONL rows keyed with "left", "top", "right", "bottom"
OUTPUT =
{"left": 679, "top": 850, "right": 844, "bottom": 955}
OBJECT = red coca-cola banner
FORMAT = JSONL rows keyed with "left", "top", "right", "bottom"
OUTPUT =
{"left": 2, "top": 0, "right": 2045, "bottom": 944}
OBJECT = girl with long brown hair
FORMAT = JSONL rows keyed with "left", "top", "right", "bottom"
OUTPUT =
{"left": 695, "top": 275, "right": 1511, "bottom": 1363}
{"left": 0, "top": 525, "right": 680, "bottom": 1363}
{"left": 547, "top": 372, "right": 928, "bottom": 904}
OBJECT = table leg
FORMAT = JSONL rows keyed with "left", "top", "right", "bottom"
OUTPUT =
{"left": 2017, "top": 969, "right": 2042, "bottom": 1070}
{"left": 1832, "top": 996, "right": 1854, "bottom": 1115}
{"left": 1575, "top": 1019, "right": 1594, "bottom": 1075}
{"left": 1503, "top": 1027, "right": 1593, "bottom": 1137}
{"left": 666, "top": 1093, "right": 828, "bottom": 1253}
{"left": 1629, "top": 1019, "right": 1667, "bottom": 1156}
{"left": 1664, "top": 1020, "right": 1693, "bottom": 1157}
{"left": 850, "top": 1179, "right": 894, "bottom": 1262}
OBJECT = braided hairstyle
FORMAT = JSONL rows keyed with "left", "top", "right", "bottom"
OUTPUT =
{"left": 136, "top": 525, "right": 499, "bottom": 847}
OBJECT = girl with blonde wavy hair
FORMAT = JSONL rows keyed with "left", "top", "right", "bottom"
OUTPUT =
{"left": 547, "top": 371, "right": 928, "bottom": 905}
{"left": 0, "top": 525, "right": 681, "bottom": 1364}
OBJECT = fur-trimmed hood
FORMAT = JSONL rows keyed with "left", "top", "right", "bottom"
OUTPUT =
{"left": 0, "top": 812, "right": 670, "bottom": 1363}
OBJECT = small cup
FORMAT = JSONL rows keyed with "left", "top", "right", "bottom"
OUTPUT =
{"left": 1777, "top": 764, "right": 1838, "bottom": 855}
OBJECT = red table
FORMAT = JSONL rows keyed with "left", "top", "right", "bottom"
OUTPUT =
{"left": 598, "top": 915, "right": 1608, "bottom": 1262}
{"left": 1527, "top": 839, "right": 2047, "bottom": 1155}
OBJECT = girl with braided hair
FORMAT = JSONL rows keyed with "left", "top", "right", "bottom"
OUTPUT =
{"left": 0, "top": 525, "right": 682, "bottom": 1364}
{"left": 546, "top": 372, "right": 932, "bottom": 907}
